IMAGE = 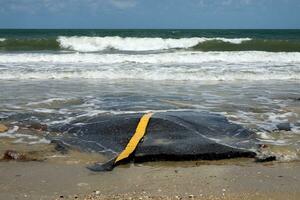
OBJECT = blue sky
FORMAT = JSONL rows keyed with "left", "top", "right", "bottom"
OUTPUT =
{"left": 0, "top": 0, "right": 299, "bottom": 29}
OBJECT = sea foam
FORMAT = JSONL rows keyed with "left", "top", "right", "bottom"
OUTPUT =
{"left": 0, "top": 51, "right": 299, "bottom": 81}
{"left": 1, "top": 51, "right": 300, "bottom": 64}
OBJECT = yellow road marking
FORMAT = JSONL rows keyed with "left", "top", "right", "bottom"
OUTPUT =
{"left": 115, "top": 113, "right": 153, "bottom": 163}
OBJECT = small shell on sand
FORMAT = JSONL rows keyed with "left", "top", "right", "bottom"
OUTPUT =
{"left": 0, "top": 124, "right": 8, "bottom": 133}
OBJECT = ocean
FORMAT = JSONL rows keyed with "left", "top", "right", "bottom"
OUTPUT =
{"left": 0, "top": 29, "right": 300, "bottom": 162}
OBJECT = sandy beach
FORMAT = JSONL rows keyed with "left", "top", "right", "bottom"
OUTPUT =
{"left": 0, "top": 158, "right": 299, "bottom": 200}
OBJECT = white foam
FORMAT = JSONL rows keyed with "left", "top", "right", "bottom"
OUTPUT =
{"left": 57, "top": 36, "right": 251, "bottom": 52}
{"left": 215, "top": 37, "right": 251, "bottom": 44}
{"left": 0, "top": 125, "right": 51, "bottom": 145}
{"left": 0, "top": 38, "right": 5, "bottom": 42}
{"left": 12, "top": 136, "right": 51, "bottom": 144}
{"left": 0, "top": 51, "right": 300, "bottom": 64}
{"left": 28, "top": 138, "right": 51, "bottom": 144}
{"left": 0, "top": 51, "right": 299, "bottom": 81}
{"left": 0, "top": 126, "right": 19, "bottom": 136}
{"left": 2, "top": 70, "right": 298, "bottom": 81}
{"left": 276, "top": 152, "right": 299, "bottom": 162}
{"left": 27, "top": 98, "right": 68, "bottom": 106}
{"left": 33, "top": 108, "right": 57, "bottom": 113}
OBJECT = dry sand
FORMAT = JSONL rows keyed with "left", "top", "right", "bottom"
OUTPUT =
{"left": 0, "top": 159, "right": 299, "bottom": 200}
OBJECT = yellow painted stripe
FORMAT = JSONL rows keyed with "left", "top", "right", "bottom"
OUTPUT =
{"left": 115, "top": 113, "right": 153, "bottom": 163}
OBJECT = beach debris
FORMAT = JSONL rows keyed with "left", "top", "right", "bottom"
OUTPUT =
{"left": 259, "top": 144, "right": 268, "bottom": 149}
{"left": 255, "top": 153, "right": 276, "bottom": 162}
{"left": 276, "top": 123, "right": 291, "bottom": 131}
{"left": 2, "top": 150, "right": 40, "bottom": 161}
{"left": 3, "top": 150, "right": 27, "bottom": 161}
{"left": 0, "top": 124, "right": 8, "bottom": 133}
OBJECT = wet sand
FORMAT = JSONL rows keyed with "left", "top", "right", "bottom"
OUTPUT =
{"left": 0, "top": 159, "right": 299, "bottom": 200}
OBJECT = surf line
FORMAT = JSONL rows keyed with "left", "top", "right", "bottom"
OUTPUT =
{"left": 115, "top": 112, "right": 154, "bottom": 163}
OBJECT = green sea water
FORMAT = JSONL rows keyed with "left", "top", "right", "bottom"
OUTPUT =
{"left": 1, "top": 29, "right": 300, "bottom": 39}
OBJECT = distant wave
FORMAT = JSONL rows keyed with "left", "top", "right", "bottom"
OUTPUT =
{"left": 0, "top": 51, "right": 299, "bottom": 81}
{"left": 1, "top": 36, "right": 300, "bottom": 52}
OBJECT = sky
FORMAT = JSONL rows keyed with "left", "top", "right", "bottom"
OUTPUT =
{"left": 0, "top": 0, "right": 300, "bottom": 29}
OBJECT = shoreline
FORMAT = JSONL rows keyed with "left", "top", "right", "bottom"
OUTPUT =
{"left": 1, "top": 159, "right": 299, "bottom": 200}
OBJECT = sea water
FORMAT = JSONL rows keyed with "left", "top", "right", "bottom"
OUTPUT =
{"left": 0, "top": 29, "right": 299, "bottom": 161}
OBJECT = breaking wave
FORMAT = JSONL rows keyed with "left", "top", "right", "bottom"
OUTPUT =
{"left": 1, "top": 36, "right": 300, "bottom": 52}
{"left": 57, "top": 36, "right": 251, "bottom": 52}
